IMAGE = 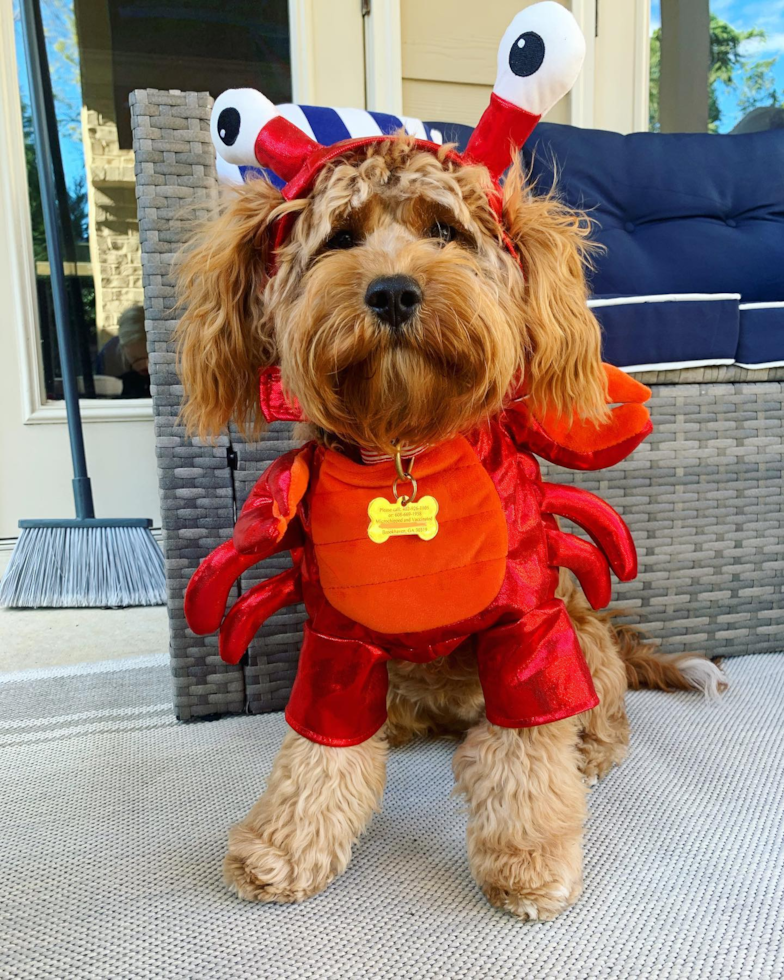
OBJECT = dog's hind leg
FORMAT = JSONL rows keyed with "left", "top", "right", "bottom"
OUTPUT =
{"left": 453, "top": 715, "right": 587, "bottom": 921}
{"left": 385, "top": 643, "right": 484, "bottom": 746}
{"left": 224, "top": 730, "right": 386, "bottom": 903}
{"left": 558, "top": 570, "right": 630, "bottom": 785}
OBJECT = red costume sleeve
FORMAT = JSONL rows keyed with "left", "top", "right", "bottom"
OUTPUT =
{"left": 284, "top": 625, "right": 390, "bottom": 747}
{"left": 233, "top": 445, "right": 312, "bottom": 554}
{"left": 477, "top": 602, "right": 598, "bottom": 728}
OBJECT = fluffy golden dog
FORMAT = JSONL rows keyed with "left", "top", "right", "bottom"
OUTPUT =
{"left": 176, "top": 137, "right": 723, "bottom": 920}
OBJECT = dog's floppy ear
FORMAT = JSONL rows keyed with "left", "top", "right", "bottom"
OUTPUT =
{"left": 175, "top": 177, "right": 287, "bottom": 440}
{"left": 503, "top": 156, "right": 608, "bottom": 424}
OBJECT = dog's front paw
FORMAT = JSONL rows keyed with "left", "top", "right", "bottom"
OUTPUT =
{"left": 471, "top": 842, "right": 583, "bottom": 922}
{"left": 224, "top": 822, "right": 346, "bottom": 904}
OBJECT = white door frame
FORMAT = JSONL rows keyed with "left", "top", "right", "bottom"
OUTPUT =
{"left": 362, "top": 0, "right": 403, "bottom": 115}
{"left": 571, "top": 0, "right": 651, "bottom": 132}
{"left": 631, "top": 0, "right": 651, "bottom": 132}
{"left": 570, "top": 0, "right": 596, "bottom": 128}
{"left": 289, "top": 0, "right": 367, "bottom": 108}
{"left": 287, "top": 0, "right": 317, "bottom": 103}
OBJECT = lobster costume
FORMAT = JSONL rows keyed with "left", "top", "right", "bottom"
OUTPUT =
{"left": 185, "top": 3, "right": 654, "bottom": 746}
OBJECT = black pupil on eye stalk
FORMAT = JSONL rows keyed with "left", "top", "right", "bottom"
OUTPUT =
{"left": 327, "top": 230, "right": 355, "bottom": 249}
{"left": 509, "top": 31, "right": 545, "bottom": 77}
{"left": 217, "top": 107, "right": 241, "bottom": 146}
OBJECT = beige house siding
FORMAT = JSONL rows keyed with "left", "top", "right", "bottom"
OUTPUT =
{"left": 400, "top": 0, "right": 647, "bottom": 133}
{"left": 401, "top": 0, "right": 572, "bottom": 128}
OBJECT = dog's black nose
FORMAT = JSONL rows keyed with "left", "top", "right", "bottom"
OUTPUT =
{"left": 365, "top": 275, "right": 422, "bottom": 330}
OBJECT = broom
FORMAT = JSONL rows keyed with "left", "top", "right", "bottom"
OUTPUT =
{"left": 0, "top": 0, "right": 165, "bottom": 609}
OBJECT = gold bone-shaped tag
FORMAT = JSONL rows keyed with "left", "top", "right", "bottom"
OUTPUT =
{"left": 367, "top": 495, "right": 439, "bottom": 543}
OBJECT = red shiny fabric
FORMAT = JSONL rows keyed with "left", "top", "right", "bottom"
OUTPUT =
{"left": 184, "top": 542, "right": 262, "bottom": 637}
{"left": 219, "top": 566, "right": 302, "bottom": 665}
{"left": 286, "top": 626, "right": 390, "bottom": 747}
{"left": 477, "top": 601, "right": 598, "bottom": 728}
{"left": 255, "top": 116, "right": 321, "bottom": 182}
{"left": 465, "top": 93, "right": 540, "bottom": 182}
{"left": 233, "top": 445, "right": 311, "bottom": 553}
{"left": 259, "top": 366, "right": 304, "bottom": 423}
{"left": 185, "top": 404, "right": 647, "bottom": 746}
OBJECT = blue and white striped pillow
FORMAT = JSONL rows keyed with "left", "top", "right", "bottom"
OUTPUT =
{"left": 215, "top": 104, "right": 442, "bottom": 186}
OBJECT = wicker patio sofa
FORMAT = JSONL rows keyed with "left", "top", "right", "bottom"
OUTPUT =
{"left": 130, "top": 90, "right": 784, "bottom": 721}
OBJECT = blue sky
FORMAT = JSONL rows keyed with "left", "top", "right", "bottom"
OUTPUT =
{"left": 14, "top": 1, "right": 86, "bottom": 199}
{"left": 651, "top": 0, "right": 784, "bottom": 131}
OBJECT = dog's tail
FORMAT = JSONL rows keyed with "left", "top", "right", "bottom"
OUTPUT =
{"left": 612, "top": 620, "right": 726, "bottom": 699}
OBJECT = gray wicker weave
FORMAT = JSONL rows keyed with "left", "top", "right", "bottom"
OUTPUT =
{"left": 130, "top": 89, "right": 783, "bottom": 721}
{"left": 130, "top": 89, "right": 304, "bottom": 720}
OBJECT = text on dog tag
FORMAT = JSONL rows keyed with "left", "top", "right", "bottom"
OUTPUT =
{"left": 367, "top": 495, "right": 439, "bottom": 543}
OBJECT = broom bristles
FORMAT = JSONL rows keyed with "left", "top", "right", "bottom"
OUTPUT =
{"left": 0, "top": 525, "right": 166, "bottom": 609}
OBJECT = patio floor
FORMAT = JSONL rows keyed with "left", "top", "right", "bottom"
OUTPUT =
{"left": 0, "top": 548, "right": 168, "bottom": 672}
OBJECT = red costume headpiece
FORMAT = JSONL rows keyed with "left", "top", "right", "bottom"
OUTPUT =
{"left": 209, "top": 1, "right": 586, "bottom": 267}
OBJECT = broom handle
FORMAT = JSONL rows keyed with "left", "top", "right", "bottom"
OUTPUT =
{"left": 20, "top": 0, "right": 95, "bottom": 519}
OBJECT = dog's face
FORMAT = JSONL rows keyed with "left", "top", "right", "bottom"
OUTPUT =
{"left": 271, "top": 141, "right": 525, "bottom": 451}
{"left": 177, "top": 137, "right": 607, "bottom": 448}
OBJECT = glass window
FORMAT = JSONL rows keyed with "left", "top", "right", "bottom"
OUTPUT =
{"left": 14, "top": 0, "right": 292, "bottom": 401}
{"left": 650, "top": 1, "right": 784, "bottom": 134}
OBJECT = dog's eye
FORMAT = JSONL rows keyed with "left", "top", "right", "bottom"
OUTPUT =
{"left": 325, "top": 230, "right": 356, "bottom": 250}
{"left": 428, "top": 221, "right": 458, "bottom": 245}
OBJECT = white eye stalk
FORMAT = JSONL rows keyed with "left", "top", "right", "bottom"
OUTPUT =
{"left": 494, "top": 1, "right": 586, "bottom": 117}
{"left": 210, "top": 88, "right": 278, "bottom": 167}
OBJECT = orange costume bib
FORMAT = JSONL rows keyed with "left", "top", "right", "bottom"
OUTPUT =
{"left": 310, "top": 438, "right": 507, "bottom": 634}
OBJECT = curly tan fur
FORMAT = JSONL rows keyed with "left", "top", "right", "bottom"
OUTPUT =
{"left": 224, "top": 731, "right": 386, "bottom": 903}
{"left": 176, "top": 140, "right": 607, "bottom": 449}
{"left": 178, "top": 136, "right": 723, "bottom": 918}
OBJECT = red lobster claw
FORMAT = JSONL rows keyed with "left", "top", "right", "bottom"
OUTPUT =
{"left": 184, "top": 444, "right": 312, "bottom": 663}
{"left": 541, "top": 482, "right": 637, "bottom": 611}
{"left": 508, "top": 363, "right": 653, "bottom": 470}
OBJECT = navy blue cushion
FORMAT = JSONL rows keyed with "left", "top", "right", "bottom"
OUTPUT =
{"left": 522, "top": 124, "right": 784, "bottom": 305}
{"left": 425, "top": 121, "right": 474, "bottom": 153}
{"left": 737, "top": 304, "right": 784, "bottom": 367}
{"left": 589, "top": 295, "right": 740, "bottom": 370}
{"left": 427, "top": 118, "right": 784, "bottom": 367}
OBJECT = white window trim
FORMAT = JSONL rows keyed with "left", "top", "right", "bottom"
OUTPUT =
{"left": 2, "top": 1, "right": 316, "bottom": 426}
{"left": 571, "top": 0, "right": 650, "bottom": 132}
{"left": 0, "top": 0, "right": 154, "bottom": 425}
{"left": 631, "top": 0, "right": 651, "bottom": 133}
{"left": 287, "top": 0, "right": 316, "bottom": 103}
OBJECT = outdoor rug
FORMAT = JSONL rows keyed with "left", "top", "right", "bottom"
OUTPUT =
{"left": 1, "top": 653, "right": 782, "bottom": 980}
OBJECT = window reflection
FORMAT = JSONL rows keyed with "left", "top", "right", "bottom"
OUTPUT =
{"left": 15, "top": 0, "right": 291, "bottom": 401}
{"left": 650, "top": 1, "right": 784, "bottom": 134}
